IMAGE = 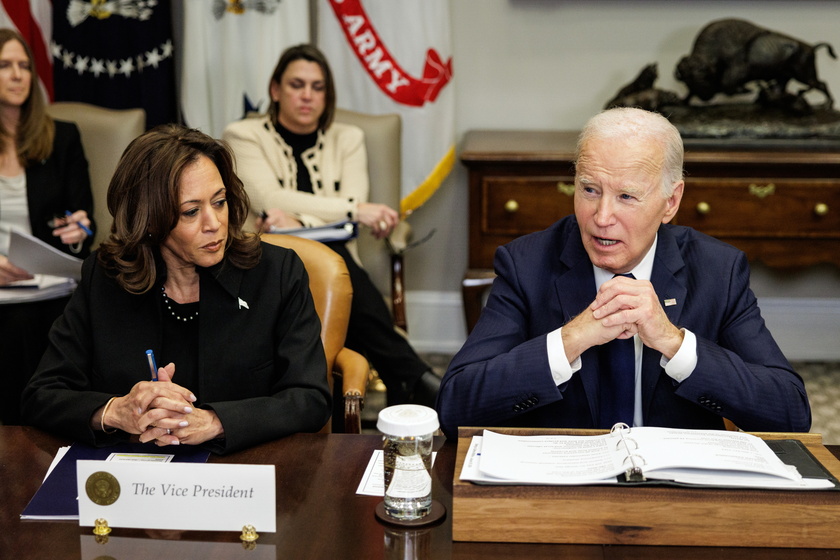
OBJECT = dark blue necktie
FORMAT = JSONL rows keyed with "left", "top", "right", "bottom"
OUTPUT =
{"left": 598, "top": 273, "right": 635, "bottom": 427}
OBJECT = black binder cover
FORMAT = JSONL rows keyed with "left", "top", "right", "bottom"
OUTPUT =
{"left": 767, "top": 439, "right": 840, "bottom": 487}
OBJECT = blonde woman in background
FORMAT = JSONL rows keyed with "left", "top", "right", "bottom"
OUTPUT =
{"left": 0, "top": 29, "right": 93, "bottom": 424}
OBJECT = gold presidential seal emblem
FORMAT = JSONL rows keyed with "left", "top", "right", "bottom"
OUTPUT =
{"left": 85, "top": 471, "right": 121, "bottom": 506}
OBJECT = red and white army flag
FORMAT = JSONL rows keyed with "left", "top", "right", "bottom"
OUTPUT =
{"left": 180, "top": 0, "right": 309, "bottom": 138}
{"left": 319, "top": 0, "right": 454, "bottom": 215}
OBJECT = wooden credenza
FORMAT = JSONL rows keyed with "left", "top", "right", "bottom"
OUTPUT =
{"left": 460, "top": 129, "right": 840, "bottom": 330}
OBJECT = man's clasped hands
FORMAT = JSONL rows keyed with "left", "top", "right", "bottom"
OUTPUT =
{"left": 562, "top": 275, "right": 685, "bottom": 364}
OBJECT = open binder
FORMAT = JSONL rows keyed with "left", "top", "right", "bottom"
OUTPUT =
{"left": 460, "top": 424, "right": 839, "bottom": 490}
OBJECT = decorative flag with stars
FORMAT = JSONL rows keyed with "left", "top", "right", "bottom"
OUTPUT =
{"left": 0, "top": 0, "right": 52, "bottom": 100}
{"left": 51, "top": 0, "right": 176, "bottom": 128}
{"left": 180, "top": 0, "right": 308, "bottom": 138}
{"left": 318, "top": 0, "right": 454, "bottom": 215}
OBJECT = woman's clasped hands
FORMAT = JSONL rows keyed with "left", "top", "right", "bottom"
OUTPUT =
{"left": 100, "top": 362, "right": 224, "bottom": 446}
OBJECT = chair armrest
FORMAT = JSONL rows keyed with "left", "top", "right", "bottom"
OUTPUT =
{"left": 387, "top": 222, "right": 412, "bottom": 332}
{"left": 390, "top": 253, "right": 407, "bottom": 332}
{"left": 334, "top": 347, "right": 370, "bottom": 434}
{"left": 387, "top": 221, "right": 412, "bottom": 253}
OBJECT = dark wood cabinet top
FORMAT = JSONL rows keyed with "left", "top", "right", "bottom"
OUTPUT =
{"left": 461, "top": 129, "right": 840, "bottom": 167}
{"left": 461, "top": 130, "right": 577, "bottom": 163}
{"left": 462, "top": 129, "right": 840, "bottom": 270}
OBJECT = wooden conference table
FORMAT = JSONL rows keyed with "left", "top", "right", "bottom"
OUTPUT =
{"left": 2, "top": 426, "right": 840, "bottom": 559}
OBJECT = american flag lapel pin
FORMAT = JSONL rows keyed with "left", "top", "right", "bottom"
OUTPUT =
{"left": 664, "top": 298, "right": 677, "bottom": 307}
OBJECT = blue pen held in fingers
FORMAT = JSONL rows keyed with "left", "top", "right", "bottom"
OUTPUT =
{"left": 146, "top": 349, "right": 158, "bottom": 381}
{"left": 65, "top": 210, "right": 93, "bottom": 237}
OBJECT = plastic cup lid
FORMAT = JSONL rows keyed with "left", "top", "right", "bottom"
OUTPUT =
{"left": 377, "top": 404, "right": 439, "bottom": 436}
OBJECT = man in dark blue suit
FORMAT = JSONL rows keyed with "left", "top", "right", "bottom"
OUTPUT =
{"left": 437, "top": 108, "right": 810, "bottom": 439}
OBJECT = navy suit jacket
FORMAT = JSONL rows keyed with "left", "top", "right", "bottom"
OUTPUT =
{"left": 437, "top": 216, "right": 810, "bottom": 439}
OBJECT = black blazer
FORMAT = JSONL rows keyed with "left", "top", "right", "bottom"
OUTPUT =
{"left": 436, "top": 216, "right": 811, "bottom": 438}
{"left": 25, "top": 120, "right": 94, "bottom": 257}
{"left": 22, "top": 243, "right": 332, "bottom": 454}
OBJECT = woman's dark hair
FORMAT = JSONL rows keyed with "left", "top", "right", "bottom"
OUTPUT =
{"left": 0, "top": 28, "right": 54, "bottom": 163}
{"left": 266, "top": 43, "right": 336, "bottom": 131}
{"left": 97, "top": 124, "right": 261, "bottom": 294}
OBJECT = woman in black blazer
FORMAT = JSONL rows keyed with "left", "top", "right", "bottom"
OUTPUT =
{"left": 0, "top": 29, "right": 93, "bottom": 424}
{"left": 22, "top": 125, "right": 331, "bottom": 454}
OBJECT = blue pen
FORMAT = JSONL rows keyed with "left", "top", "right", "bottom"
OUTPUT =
{"left": 65, "top": 210, "right": 93, "bottom": 237}
{"left": 146, "top": 349, "right": 158, "bottom": 381}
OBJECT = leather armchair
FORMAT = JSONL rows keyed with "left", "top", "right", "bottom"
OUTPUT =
{"left": 334, "top": 108, "right": 411, "bottom": 331}
{"left": 261, "top": 233, "right": 368, "bottom": 433}
{"left": 45, "top": 102, "right": 146, "bottom": 249}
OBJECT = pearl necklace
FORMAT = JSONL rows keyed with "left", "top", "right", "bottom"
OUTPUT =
{"left": 161, "top": 285, "right": 199, "bottom": 322}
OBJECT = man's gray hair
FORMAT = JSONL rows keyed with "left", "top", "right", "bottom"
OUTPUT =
{"left": 575, "top": 107, "right": 684, "bottom": 197}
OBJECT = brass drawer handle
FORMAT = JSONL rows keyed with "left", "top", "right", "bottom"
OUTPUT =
{"left": 557, "top": 182, "right": 575, "bottom": 197}
{"left": 814, "top": 202, "right": 829, "bottom": 217}
{"left": 504, "top": 199, "right": 519, "bottom": 213}
{"left": 696, "top": 201, "right": 711, "bottom": 215}
{"left": 748, "top": 183, "right": 775, "bottom": 199}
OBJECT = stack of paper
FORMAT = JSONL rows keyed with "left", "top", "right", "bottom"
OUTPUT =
{"left": 1, "top": 230, "right": 83, "bottom": 303}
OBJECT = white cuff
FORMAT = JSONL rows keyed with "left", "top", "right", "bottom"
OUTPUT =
{"left": 547, "top": 327, "right": 580, "bottom": 386}
{"left": 661, "top": 328, "right": 697, "bottom": 383}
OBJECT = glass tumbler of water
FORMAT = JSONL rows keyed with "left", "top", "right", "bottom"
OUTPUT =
{"left": 377, "top": 405, "right": 439, "bottom": 521}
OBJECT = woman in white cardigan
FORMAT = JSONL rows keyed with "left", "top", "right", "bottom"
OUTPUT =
{"left": 223, "top": 44, "right": 439, "bottom": 407}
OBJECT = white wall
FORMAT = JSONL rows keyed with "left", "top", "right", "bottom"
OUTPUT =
{"left": 404, "top": 0, "right": 840, "bottom": 359}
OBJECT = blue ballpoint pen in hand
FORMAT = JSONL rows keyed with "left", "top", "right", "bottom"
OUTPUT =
{"left": 65, "top": 210, "right": 93, "bottom": 237}
{"left": 146, "top": 349, "right": 159, "bottom": 381}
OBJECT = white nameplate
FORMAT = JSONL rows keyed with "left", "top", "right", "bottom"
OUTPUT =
{"left": 76, "top": 460, "right": 276, "bottom": 532}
